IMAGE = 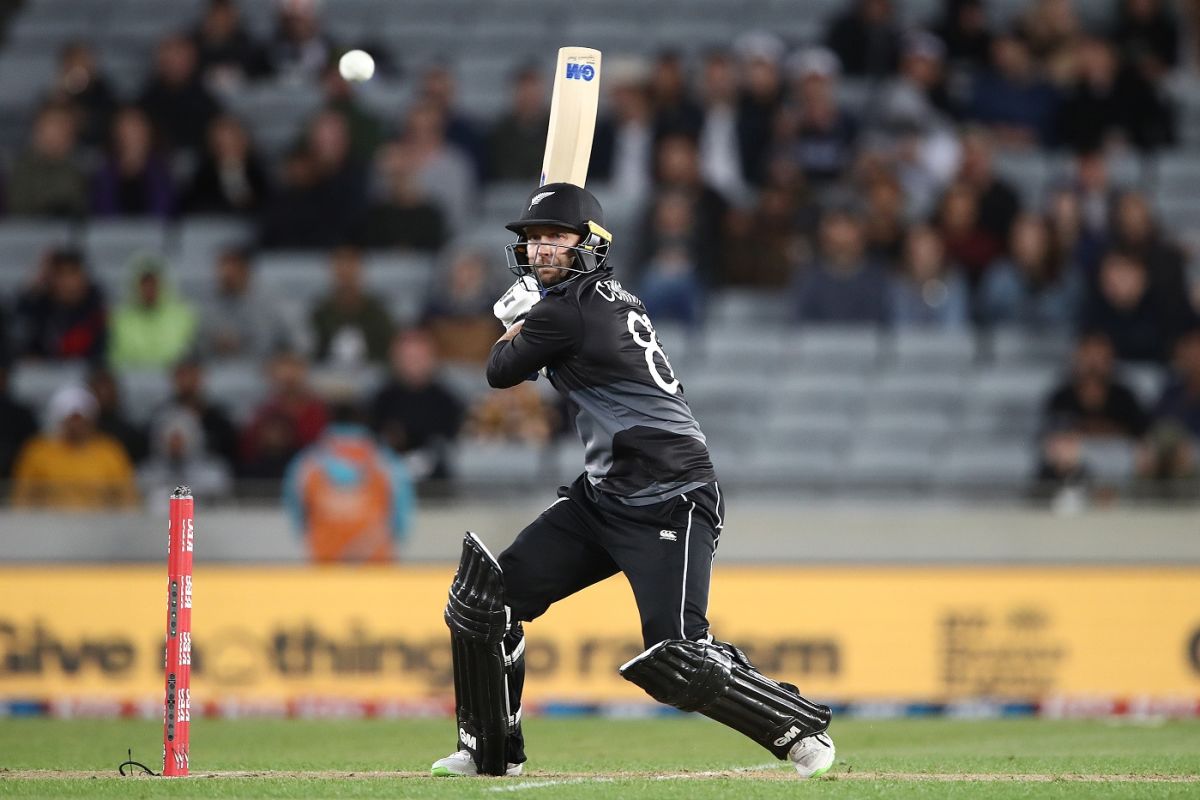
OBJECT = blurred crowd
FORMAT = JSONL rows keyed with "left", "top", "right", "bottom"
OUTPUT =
{"left": 1, "top": 0, "right": 1199, "bottom": 511}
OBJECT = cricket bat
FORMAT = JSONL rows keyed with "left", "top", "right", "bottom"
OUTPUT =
{"left": 540, "top": 46, "right": 602, "bottom": 187}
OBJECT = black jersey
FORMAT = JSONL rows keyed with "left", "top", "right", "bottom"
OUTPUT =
{"left": 487, "top": 270, "right": 716, "bottom": 504}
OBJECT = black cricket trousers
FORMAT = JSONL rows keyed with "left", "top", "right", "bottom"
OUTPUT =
{"left": 499, "top": 473, "right": 725, "bottom": 648}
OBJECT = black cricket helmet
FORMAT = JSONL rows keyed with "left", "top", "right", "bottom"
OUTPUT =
{"left": 504, "top": 182, "right": 612, "bottom": 283}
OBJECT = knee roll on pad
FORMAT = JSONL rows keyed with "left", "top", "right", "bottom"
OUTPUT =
{"left": 619, "top": 639, "right": 832, "bottom": 759}
{"left": 445, "top": 532, "right": 507, "bottom": 643}
{"left": 445, "top": 533, "right": 514, "bottom": 775}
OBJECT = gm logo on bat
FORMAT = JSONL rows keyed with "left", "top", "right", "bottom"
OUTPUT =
{"left": 564, "top": 63, "right": 596, "bottom": 81}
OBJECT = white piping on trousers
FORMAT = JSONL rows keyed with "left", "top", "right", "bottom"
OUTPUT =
{"left": 679, "top": 497, "right": 695, "bottom": 639}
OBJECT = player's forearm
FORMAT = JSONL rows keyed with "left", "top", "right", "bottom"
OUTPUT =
{"left": 486, "top": 338, "right": 543, "bottom": 388}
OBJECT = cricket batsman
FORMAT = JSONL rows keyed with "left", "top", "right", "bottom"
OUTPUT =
{"left": 433, "top": 183, "right": 835, "bottom": 779}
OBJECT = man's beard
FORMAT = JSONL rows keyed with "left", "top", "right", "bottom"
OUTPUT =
{"left": 535, "top": 265, "right": 570, "bottom": 286}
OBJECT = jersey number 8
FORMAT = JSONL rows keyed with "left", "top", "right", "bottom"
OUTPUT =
{"left": 626, "top": 311, "right": 680, "bottom": 395}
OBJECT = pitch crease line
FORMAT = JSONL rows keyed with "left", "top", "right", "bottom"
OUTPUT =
{"left": 489, "top": 777, "right": 616, "bottom": 792}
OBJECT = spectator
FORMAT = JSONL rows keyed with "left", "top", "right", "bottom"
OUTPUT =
{"left": 657, "top": 134, "right": 727, "bottom": 257}
{"left": 878, "top": 31, "right": 957, "bottom": 131}
{"left": 192, "top": 0, "right": 270, "bottom": 87}
{"left": 1039, "top": 333, "right": 1149, "bottom": 492}
{"left": 308, "top": 107, "right": 369, "bottom": 225}
{"left": 1145, "top": 330, "right": 1200, "bottom": 484}
{"left": 108, "top": 254, "right": 198, "bottom": 369}
{"left": 310, "top": 246, "right": 393, "bottom": 364}
{"left": 399, "top": 102, "right": 474, "bottom": 233}
{"left": 0, "top": 360, "right": 38, "bottom": 481}
{"left": 869, "top": 33, "right": 962, "bottom": 220}
{"left": 1113, "top": 53, "right": 1176, "bottom": 152}
{"left": 888, "top": 224, "right": 969, "bottom": 328}
{"left": 862, "top": 171, "right": 907, "bottom": 264}
{"left": 7, "top": 103, "right": 88, "bottom": 218}
{"left": 1082, "top": 249, "right": 1184, "bottom": 363}
{"left": 45, "top": 42, "right": 117, "bottom": 148}
{"left": 87, "top": 365, "right": 149, "bottom": 464}
{"left": 650, "top": 50, "right": 703, "bottom": 140}
{"left": 955, "top": 129, "right": 1020, "bottom": 248}
{"left": 320, "top": 61, "right": 385, "bottom": 161}
{"left": 1067, "top": 150, "right": 1113, "bottom": 237}
{"left": 935, "top": 180, "right": 1001, "bottom": 286}
{"left": 196, "top": 247, "right": 291, "bottom": 359}
{"left": 283, "top": 402, "right": 414, "bottom": 563}
{"left": 825, "top": 0, "right": 902, "bottom": 78}
{"left": 697, "top": 49, "right": 750, "bottom": 204}
{"left": 1108, "top": 190, "right": 1196, "bottom": 332}
{"left": 153, "top": 358, "right": 239, "bottom": 470}
{"left": 1046, "top": 188, "right": 1099, "bottom": 273}
{"left": 591, "top": 58, "right": 655, "bottom": 206}
{"left": 12, "top": 385, "right": 139, "bottom": 509}
{"left": 1015, "top": 0, "right": 1081, "bottom": 79}
{"left": 877, "top": 120, "right": 962, "bottom": 226}
{"left": 464, "top": 381, "right": 559, "bottom": 446}
{"left": 1054, "top": 38, "right": 1125, "bottom": 154}
{"left": 257, "top": 146, "right": 327, "bottom": 248}
{"left": 416, "top": 63, "right": 485, "bottom": 181}
{"left": 260, "top": 111, "right": 367, "bottom": 247}
{"left": 360, "top": 142, "right": 447, "bottom": 251}
{"left": 183, "top": 114, "right": 271, "bottom": 214}
{"left": 734, "top": 33, "right": 786, "bottom": 187}
{"left": 634, "top": 191, "right": 705, "bottom": 326}
{"left": 778, "top": 47, "right": 858, "bottom": 187}
{"left": 422, "top": 249, "right": 502, "bottom": 364}
{"left": 1112, "top": 0, "right": 1179, "bottom": 75}
{"left": 486, "top": 63, "right": 549, "bottom": 182}
{"left": 91, "top": 107, "right": 175, "bottom": 218}
{"left": 240, "top": 350, "right": 329, "bottom": 479}
{"left": 139, "top": 407, "right": 233, "bottom": 503}
{"left": 1056, "top": 37, "right": 1175, "bottom": 154}
{"left": 934, "top": 0, "right": 993, "bottom": 73}
{"left": 1047, "top": 186, "right": 1104, "bottom": 277}
{"left": 13, "top": 248, "right": 108, "bottom": 362}
{"left": 265, "top": 0, "right": 335, "bottom": 82}
{"left": 966, "top": 33, "right": 1059, "bottom": 148}
{"left": 369, "top": 328, "right": 464, "bottom": 482}
{"left": 720, "top": 169, "right": 808, "bottom": 288}
{"left": 980, "top": 213, "right": 1082, "bottom": 330}
{"left": 139, "top": 34, "right": 222, "bottom": 157}
{"left": 239, "top": 408, "right": 301, "bottom": 484}
{"left": 1161, "top": 329, "right": 1200, "bottom": 429}
{"left": 791, "top": 207, "right": 889, "bottom": 325}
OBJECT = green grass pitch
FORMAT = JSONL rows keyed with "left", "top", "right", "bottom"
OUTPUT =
{"left": 2, "top": 717, "right": 1198, "bottom": 798}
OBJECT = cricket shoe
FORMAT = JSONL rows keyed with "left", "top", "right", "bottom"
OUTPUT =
{"left": 788, "top": 732, "right": 835, "bottom": 778}
{"left": 430, "top": 749, "right": 523, "bottom": 777}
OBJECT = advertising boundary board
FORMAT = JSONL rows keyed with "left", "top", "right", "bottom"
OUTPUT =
{"left": 2, "top": 566, "right": 1199, "bottom": 707}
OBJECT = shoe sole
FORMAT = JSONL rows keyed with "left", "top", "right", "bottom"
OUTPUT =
{"left": 431, "top": 765, "right": 523, "bottom": 777}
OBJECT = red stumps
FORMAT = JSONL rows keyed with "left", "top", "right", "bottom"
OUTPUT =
{"left": 163, "top": 486, "right": 194, "bottom": 777}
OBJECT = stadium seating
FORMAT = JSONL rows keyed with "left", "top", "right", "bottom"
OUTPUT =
{"left": 0, "top": 0, "right": 1194, "bottom": 503}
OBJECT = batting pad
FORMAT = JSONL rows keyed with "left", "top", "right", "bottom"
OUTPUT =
{"left": 445, "top": 533, "right": 511, "bottom": 775}
{"left": 620, "top": 639, "right": 832, "bottom": 759}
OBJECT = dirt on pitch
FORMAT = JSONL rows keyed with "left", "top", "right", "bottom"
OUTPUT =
{"left": 5, "top": 768, "right": 1200, "bottom": 783}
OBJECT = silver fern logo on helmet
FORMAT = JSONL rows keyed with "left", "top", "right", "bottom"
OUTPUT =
{"left": 528, "top": 191, "right": 555, "bottom": 210}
